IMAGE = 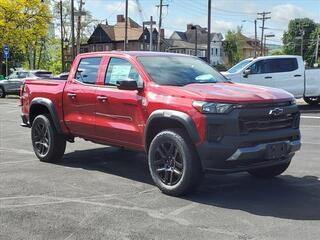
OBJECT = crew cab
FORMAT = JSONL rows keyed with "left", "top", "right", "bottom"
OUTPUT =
{"left": 222, "top": 55, "right": 320, "bottom": 105}
{"left": 20, "top": 52, "right": 301, "bottom": 196}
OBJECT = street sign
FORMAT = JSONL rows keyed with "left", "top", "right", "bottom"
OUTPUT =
{"left": 3, "top": 45, "right": 10, "bottom": 59}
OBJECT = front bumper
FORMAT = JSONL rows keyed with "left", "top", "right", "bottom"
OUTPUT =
{"left": 196, "top": 102, "right": 301, "bottom": 173}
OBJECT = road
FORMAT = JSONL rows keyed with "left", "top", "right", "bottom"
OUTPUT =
{"left": 0, "top": 98, "right": 320, "bottom": 240}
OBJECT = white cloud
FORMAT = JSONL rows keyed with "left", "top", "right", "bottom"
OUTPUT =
{"left": 271, "top": 4, "right": 314, "bottom": 23}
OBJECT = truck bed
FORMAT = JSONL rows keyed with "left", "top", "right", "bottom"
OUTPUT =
{"left": 305, "top": 68, "right": 320, "bottom": 97}
{"left": 20, "top": 79, "right": 67, "bottom": 130}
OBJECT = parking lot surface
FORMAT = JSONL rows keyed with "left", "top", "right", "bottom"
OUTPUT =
{"left": 1, "top": 98, "right": 320, "bottom": 240}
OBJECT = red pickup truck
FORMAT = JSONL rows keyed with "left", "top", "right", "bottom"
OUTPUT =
{"left": 20, "top": 52, "right": 301, "bottom": 196}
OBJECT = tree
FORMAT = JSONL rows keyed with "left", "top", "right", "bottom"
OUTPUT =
{"left": 0, "top": 0, "right": 51, "bottom": 73}
{"left": 224, "top": 29, "right": 242, "bottom": 66}
{"left": 283, "top": 18, "right": 317, "bottom": 65}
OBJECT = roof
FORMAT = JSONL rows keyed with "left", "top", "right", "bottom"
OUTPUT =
{"left": 78, "top": 51, "right": 192, "bottom": 58}
{"left": 94, "top": 18, "right": 143, "bottom": 42}
{"left": 166, "top": 39, "right": 207, "bottom": 50}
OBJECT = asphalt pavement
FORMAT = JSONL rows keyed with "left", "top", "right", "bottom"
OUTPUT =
{"left": 0, "top": 98, "right": 320, "bottom": 240}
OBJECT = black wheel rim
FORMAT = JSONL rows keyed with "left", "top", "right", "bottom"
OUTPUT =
{"left": 32, "top": 121, "right": 50, "bottom": 157}
{"left": 153, "top": 141, "right": 183, "bottom": 186}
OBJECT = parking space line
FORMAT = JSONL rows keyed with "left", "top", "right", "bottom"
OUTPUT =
{"left": 301, "top": 115, "right": 320, "bottom": 119}
{"left": 0, "top": 159, "right": 37, "bottom": 165}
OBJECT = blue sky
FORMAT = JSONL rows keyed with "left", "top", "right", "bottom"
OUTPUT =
{"left": 84, "top": 0, "right": 320, "bottom": 45}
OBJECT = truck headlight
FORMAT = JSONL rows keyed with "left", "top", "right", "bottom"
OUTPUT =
{"left": 192, "top": 101, "right": 235, "bottom": 114}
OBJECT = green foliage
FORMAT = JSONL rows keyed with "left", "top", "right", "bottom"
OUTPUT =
{"left": 0, "top": 0, "right": 51, "bottom": 73}
{"left": 224, "top": 29, "right": 242, "bottom": 66}
{"left": 283, "top": 18, "right": 318, "bottom": 65}
{"left": 271, "top": 48, "right": 285, "bottom": 55}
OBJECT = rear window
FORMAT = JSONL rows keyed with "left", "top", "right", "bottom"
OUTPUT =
{"left": 75, "top": 57, "right": 102, "bottom": 84}
{"left": 34, "top": 71, "right": 53, "bottom": 78}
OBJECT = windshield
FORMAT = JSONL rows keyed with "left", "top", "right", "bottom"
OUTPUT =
{"left": 227, "top": 59, "right": 252, "bottom": 73}
{"left": 138, "top": 56, "right": 227, "bottom": 86}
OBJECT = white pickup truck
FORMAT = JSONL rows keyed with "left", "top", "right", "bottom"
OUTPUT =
{"left": 222, "top": 55, "right": 320, "bottom": 105}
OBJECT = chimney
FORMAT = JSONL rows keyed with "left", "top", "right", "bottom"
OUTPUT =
{"left": 117, "top": 14, "right": 125, "bottom": 23}
{"left": 187, "top": 24, "right": 193, "bottom": 30}
{"left": 160, "top": 28, "right": 165, "bottom": 38}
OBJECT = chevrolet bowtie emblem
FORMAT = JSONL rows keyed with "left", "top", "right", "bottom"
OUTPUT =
{"left": 269, "top": 108, "right": 284, "bottom": 116}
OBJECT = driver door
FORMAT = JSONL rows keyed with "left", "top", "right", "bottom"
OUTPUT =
{"left": 241, "top": 60, "right": 275, "bottom": 88}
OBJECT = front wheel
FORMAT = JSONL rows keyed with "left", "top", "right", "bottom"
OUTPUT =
{"left": 304, "top": 96, "right": 320, "bottom": 105}
{"left": 248, "top": 160, "right": 291, "bottom": 178}
{"left": 31, "top": 114, "right": 66, "bottom": 162}
{"left": 148, "top": 129, "right": 203, "bottom": 196}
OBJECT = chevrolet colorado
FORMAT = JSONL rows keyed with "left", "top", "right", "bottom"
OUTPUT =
{"left": 20, "top": 52, "right": 301, "bottom": 196}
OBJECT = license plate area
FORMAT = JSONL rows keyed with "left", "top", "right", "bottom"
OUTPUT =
{"left": 266, "top": 142, "right": 288, "bottom": 160}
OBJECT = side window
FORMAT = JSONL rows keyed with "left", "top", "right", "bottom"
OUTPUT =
{"left": 75, "top": 57, "right": 102, "bottom": 84}
{"left": 268, "top": 58, "right": 298, "bottom": 73}
{"left": 105, "top": 58, "right": 143, "bottom": 87}
{"left": 248, "top": 60, "right": 265, "bottom": 74}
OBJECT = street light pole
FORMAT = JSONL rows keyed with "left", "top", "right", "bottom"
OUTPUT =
{"left": 254, "top": 19, "right": 257, "bottom": 58}
{"left": 207, "top": 0, "right": 211, "bottom": 63}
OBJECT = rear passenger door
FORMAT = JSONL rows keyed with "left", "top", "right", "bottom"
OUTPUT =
{"left": 63, "top": 57, "right": 102, "bottom": 138}
{"left": 270, "top": 58, "right": 304, "bottom": 97}
{"left": 95, "top": 57, "right": 145, "bottom": 150}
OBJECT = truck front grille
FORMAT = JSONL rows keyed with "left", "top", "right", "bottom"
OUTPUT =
{"left": 239, "top": 113, "right": 299, "bottom": 133}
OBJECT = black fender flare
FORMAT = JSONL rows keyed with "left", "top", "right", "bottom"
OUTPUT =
{"left": 144, "top": 109, "right": 200, "bottom": 148}
{"left": 29, "top": 97, "right": 63, "bottom": 134}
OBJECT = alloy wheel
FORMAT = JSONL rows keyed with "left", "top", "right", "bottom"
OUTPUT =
{"left": 32, "top": 121, "right": 50, "bottom": 157}
{"left": 153, "top": 141, "right": 183, "bottom": 186}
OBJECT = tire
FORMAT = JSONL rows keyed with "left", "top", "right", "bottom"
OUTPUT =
{"left": 303, "top": 96, "right": 320, "bottom": 105}
{"left": 31, "top": 114, "right": 66, "bottom": 162}
{"left": 148, "top": 129, "right": 203, "bottom": 196}
{"left": 0, "top": 86, "right": 6, "bottom": 98}
{"left": 248, "top": 159, "right": 291, "bottom": 178}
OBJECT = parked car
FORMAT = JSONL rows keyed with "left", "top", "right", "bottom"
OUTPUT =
{"left": 20, "top": 52, "right": 301, "bottom": 196}
{"left": 54, "top": 72, "right": 69, "bottom": 80}
{"left": 0, "top": 70, "right": 52, "bottom": 98}
{"left": 221, "top": 55, "right": 320, "bottom": 105}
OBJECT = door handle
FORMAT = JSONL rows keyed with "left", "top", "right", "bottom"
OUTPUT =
{"left": 97, "top": 95, "right": 108, "bottom": 102}
{"left": 294, "top": 74, "right": 302, "bottom": 77}
{"left": 265, "top": 76, "right": 272, "bottom": 79}
{"left": 67, "top": 93, "right": 76, "bottom": 99}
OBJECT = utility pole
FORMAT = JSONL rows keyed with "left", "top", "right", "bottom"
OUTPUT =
{"left": 315, "top": 34, "right": 319, "bottom": 63}
{"left": 60, "top": 0, "right": 65, "bottom": 72}
{"left": 156, "top": 0, "right": 168, "bottom": 51}
{"left": 257, "top": 11, "right": 271, "bottom": 56}
{"left": 71, "top": 0, "right": 75, "bottom": 60}
{"left": 76, "top": 0, "right": 85, "bottom": 55}
{"left": 254, "top": 19, "right": 257, "bottom": 58}
{"left": 150, "top": 16, "right": 153, "bottom": 51}
{"left": 207, "top": 0, "right": 211, "bottom": 63}
{"left": 124, "top": 0, "right": 128, "bottom": 51}
{"left": 299, "top": 28, "right": 305, "bottom": 58}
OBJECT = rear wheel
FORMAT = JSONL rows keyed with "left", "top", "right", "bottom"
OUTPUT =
{"left": 31, "top": 114, "right": 66, "bottom": 162}
{"left": 0, "top": 86, "right": 6, "bottom": 98}
{"left": 248, "top": 159, "right": 291, "bottom": 178}
{"left": 148, "top": 129, "right": 202, "bottom": 196}
{"left": 304, "top": 96, "right": 320, "bottom": 105}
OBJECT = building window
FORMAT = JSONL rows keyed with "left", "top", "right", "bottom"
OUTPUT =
{"left": 215, "top": 48, "right": 218, "bottom": 56}
{"left": 140, "top": 43, "right": 144, "bottom": 50}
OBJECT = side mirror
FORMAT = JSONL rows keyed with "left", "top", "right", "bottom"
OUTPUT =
{"left": 243, "top": 69, "right": 251, "bottom": 78}
{"left": 116, "top": 79, "right": 139, "bottom": 90}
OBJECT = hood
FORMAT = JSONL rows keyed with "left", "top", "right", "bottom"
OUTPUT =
{"left": 178, "top": 82, "right": 294, "bottom": 103}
